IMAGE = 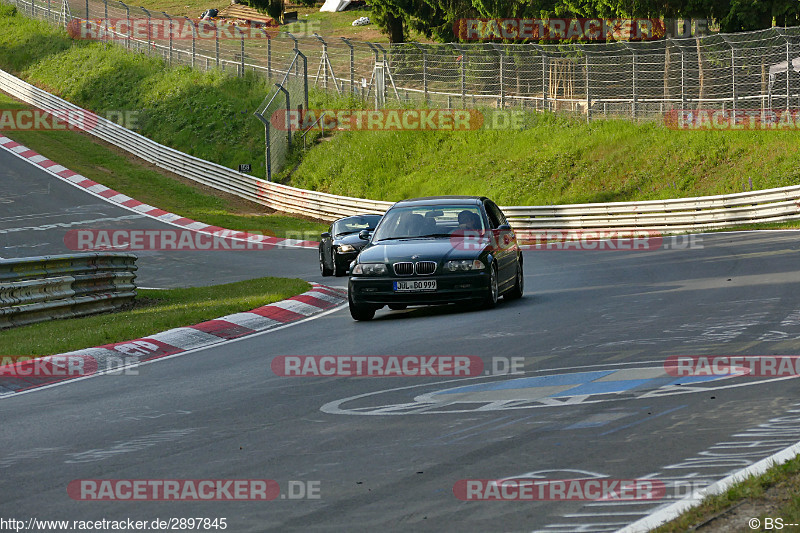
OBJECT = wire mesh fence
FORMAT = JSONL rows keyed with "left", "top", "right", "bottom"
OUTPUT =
{"left": 8, "top": 0, "right": 800, "bottom": 178}
{"left": 10, "top": 0, "right": 800, "bottom": 120}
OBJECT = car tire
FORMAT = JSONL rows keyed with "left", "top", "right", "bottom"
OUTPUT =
{"left": 333, "top": 254, "right": 346, "bottom": 277}
{"left": 388, "top": 304, "right": 407, "bottom": 310}
{"left": 504, "top": 259, "right": 524, "bottom": 300}
{"left": 320, "top": 248, "right": 333, "bottom": 276}
{"left": 483, "top": 263, "right": 499, "bottom": 309}
{"left": 349, "top": 291, "right": 375, "bottom": 321}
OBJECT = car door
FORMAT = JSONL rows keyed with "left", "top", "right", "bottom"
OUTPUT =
{"left": 484, "top": 200, "right": 517, "bottom": 288}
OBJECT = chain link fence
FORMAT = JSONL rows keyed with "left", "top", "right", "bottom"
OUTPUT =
{"left": 7, "top": 0, "right": 800, "bottom": 177}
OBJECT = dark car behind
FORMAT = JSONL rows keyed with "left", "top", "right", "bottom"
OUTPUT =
{"left": 319, "top": 214, "right": 383, "bottom": 276}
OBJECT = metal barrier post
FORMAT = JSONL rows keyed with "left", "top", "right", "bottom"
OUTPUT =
{"left": 140, "top": 7, "right": 152, "bottom": 55}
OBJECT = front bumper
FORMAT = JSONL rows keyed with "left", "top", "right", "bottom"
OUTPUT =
{"left": 348, "top": 271, "right": 490, "bottom": 306}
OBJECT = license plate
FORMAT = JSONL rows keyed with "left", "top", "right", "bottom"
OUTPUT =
{"left": 394, "top": 280, "right": 437, "bottom": 292}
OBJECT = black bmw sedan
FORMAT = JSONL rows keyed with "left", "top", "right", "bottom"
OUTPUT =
{"left": 319, "top": 214, "right": 383, "bottom": 276}
{"left": 348, "top": 196, "right": 523, "bottom": 320}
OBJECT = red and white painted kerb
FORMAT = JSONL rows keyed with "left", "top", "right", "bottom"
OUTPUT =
{"left": 0, "top": 136, "right": 318, "bottom": 249}
{"left": 0, "top": 284, "right": 347, "bottom": 396}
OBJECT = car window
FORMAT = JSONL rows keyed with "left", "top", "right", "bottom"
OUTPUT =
{"left": 484, "top": 201, "right": 505, "bottom": 229}
{"left": 333, "top": 215, "right": 382, "bottom": 236}
{"left": 372, "top": 205, "right": 484, "bottom": 240}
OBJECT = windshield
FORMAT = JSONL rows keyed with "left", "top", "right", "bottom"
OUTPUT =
{"left": 372, "top": 205, "right": 485, "bottom": 241}
{"left": 332, "top": 215, "right": 382, "bottom": 236}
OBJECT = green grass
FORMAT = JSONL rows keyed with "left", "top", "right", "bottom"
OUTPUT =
{"left": 0, "top": 276, "right": 310, "bottom": 356}
{"left": 654, "top": 455, "right": 800, "bottom": 532}
{"left": 286, "top": 111, "right": 800, "bottom": 206}
{"left": 5, "top": 3, "right": 799, "bottom": 213}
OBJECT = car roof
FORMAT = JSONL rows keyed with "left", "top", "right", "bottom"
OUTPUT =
{"left": 392, "top": 196, "right": 487, "bottom": 207}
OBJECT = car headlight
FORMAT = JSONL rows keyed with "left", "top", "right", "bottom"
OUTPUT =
{"left": 445, "top": 259, "right": 485, "bottom": 272}
{"left": 352, "top": 263, "right": 387, "bottom": 275}
{"left": 338, "top": 244, "right": 356, "bottom": 253}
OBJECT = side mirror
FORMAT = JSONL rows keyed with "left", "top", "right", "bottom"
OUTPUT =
{"left": 321, "top": 232, "right": 331, "bottom": 240}
{"left": 497, "top": 224, "right": 512, "bottom": 231}
{"left": 358, "top": 230, "right": 370, "bottom": 240}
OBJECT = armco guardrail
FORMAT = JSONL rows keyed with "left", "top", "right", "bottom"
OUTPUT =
{"left": 2, "top": 68, "right": 800, "bottom": 231}
{"left": 0, "top": 253, "right": 137, "bottom": 329}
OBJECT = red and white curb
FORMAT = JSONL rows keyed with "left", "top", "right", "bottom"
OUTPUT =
{"left": 0, "top": 135, "right": 318, "bottom": 249}
{"left": 0, "top": 283, "right": 346, "bottom": 396}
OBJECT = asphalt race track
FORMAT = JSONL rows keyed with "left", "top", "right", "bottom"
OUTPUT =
{"left": 0, "top": 148, "right": 326, "bottom": 288}
{"left": 3, "top": 145, "right": 800, "bottom": 532}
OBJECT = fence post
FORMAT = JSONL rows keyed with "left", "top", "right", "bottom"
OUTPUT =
{"left": 296, "top": 49, "right": 309, "bottom": 111}
{"left": 215, "top": 21, "right": 220, "bottom": 68}
{"left": 722, "top": 35, "right": 736, "bottom": 113}
{"left": 451, "top": 43, "right": 466, "bottom": 108}
{"left": 341, "top": 37, "right": 354, "bottom": 96}
{"left": 532, "top": 44, "right": 547, "bottom": 111}
{"left": 240, "top": 29, "right": 245, "bottom": 77}
{"left": 582, "top": 46, "right": 591, "bottom": 121}
{"left": 276, "top": 84, "right": 291, "bottom": 149}
{"left": 103, "top": 0, "right": 108, "bottom": 46}
{"left": 85, "top": 0, "right": 88, "bottom": 19}
{"left": 140, "top": 8, "right": 152, "bottom": 55}
{"left": 491, "top": 44, "right": 505, "bottom": 108}
{"left": 623, "top": 42, "right": 637, "bottom": 119}
{"left": 122, "top": 3, "right": 130, "bottom": 50}
{"left": 267, "top": 31, "right": 272, "bottom": 80}
{"left": 410, "top": 42, "right": 427, "bottom": 104}
{"left": 162, "top": 12, "right": 172, "bottom": 67}
{"left": 185, "top": 16, "right": 195, "bottom": 67}
{"left": 313, "top": 34, "right": 328, "bottom": 90}
{"left": 787, "top": 39, "right": 791, "bottom": 110}
{"left": 286, "top": 32, "right": 299, "bottom": 78}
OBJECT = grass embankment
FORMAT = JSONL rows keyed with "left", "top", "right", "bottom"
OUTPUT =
{"left": 0, "top": 277, "right": 310, "bottom": 356}
{"left": 288, "top": 113, "right": 800, "bottom": 206}
{"left": 0, "top": 4, "right": 331, "bottom": 237}
{"left": 655, "top": 454, "right": 800, "bottom": 532}
{"left": 3, "top": 3, "right": 800, "bottom": 210}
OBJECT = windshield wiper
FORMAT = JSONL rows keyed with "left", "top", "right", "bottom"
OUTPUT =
{"left": 417, "top": 233, "right": 453, "bottom": 238}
